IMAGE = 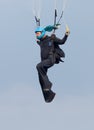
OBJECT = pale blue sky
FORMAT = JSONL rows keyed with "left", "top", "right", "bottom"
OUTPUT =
{"left": 0, "top": 0, "right": 94, "bottom": 130}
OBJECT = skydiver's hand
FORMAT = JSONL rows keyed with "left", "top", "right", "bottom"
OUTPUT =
{"left": 36, "top": 39, "right": 40, "bottom": 43}
{"left": 65, "top": 24, "right": 70, "bottom": 36}
{"left": 54, "top": 24, "right": 61, "bottom": 29}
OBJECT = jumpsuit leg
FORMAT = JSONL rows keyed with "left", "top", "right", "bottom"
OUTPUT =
{"left": 36, "top": 58, "right": 55, "bottom": 90}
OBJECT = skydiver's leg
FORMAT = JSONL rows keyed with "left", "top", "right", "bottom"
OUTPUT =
{"left": 36, "top": 58, "right": 54, "bottom": 90}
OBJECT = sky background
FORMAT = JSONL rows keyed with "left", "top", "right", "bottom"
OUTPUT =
{"left": 0, "top": 0, "right": 94, "bottom": 130}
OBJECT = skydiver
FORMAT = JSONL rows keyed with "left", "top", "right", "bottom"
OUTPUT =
{"left": 35, "top": 25, "right": 70, "bottom": 103}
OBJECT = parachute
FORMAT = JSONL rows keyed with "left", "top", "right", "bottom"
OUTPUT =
{"left": 32, "top": 0, "right": 69, "bottom": 33}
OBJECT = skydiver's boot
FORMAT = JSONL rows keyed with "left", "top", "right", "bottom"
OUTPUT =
{"left": 43, "top": 89, "right": 56, "bottom": 103}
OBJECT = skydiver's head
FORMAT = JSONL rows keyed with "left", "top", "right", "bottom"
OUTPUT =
{"left": 35, "top": 26, "right": 46, "bottom": 40}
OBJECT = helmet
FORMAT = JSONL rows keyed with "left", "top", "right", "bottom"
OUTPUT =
{"left": 35, "top": 26, "right": 44, "bottom": 33}
{"left": 35, "top": 26, "right": 46, "bottom": 40}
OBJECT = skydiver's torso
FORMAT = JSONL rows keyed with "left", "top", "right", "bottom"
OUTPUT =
{"left": 38, "top": 36, "right": 54, "bottom": 61}
{"left": 37, "top": 34, "right": 68, "bottom": 62}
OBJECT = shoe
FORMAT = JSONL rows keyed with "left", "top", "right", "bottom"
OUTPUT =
{"left": 44, "top": 89, "right": 56, "bottom": 103}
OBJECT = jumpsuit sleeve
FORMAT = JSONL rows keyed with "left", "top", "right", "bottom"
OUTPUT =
{"left": 51, "top": 34, "right": 68, "bottom": 45}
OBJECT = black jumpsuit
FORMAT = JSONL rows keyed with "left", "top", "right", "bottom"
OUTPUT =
{"left": 36, "top": 34, "right": 68, "bottom": 91}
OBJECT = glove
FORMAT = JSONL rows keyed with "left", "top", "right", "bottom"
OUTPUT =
{"left": 65, "top": 24, "right": 70, "bottom": 36}
{"left": 36, "top": 39, "right": 40, "bottom": 43}
{"left": 54, "top": 24, "right": 61, "bottom": 29}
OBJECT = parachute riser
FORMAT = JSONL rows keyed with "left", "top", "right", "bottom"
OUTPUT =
{"left": 53, "top": 10, "right": 64, "bottom": 33}
{"left": 57, "top": 11, "right": 63, "bottom": 24}
{"left": 35, "top": 16, "right": 40, "bottom": 27}
{"left": 53, "top": 9, "right": 57, "bottom": 33}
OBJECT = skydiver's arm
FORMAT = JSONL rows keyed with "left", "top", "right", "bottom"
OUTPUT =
{"left": 51, "top": 34, "right": 68, "bottom": 45}
{"left": 51, "top": 25, "right": 70, "bottom": 45}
